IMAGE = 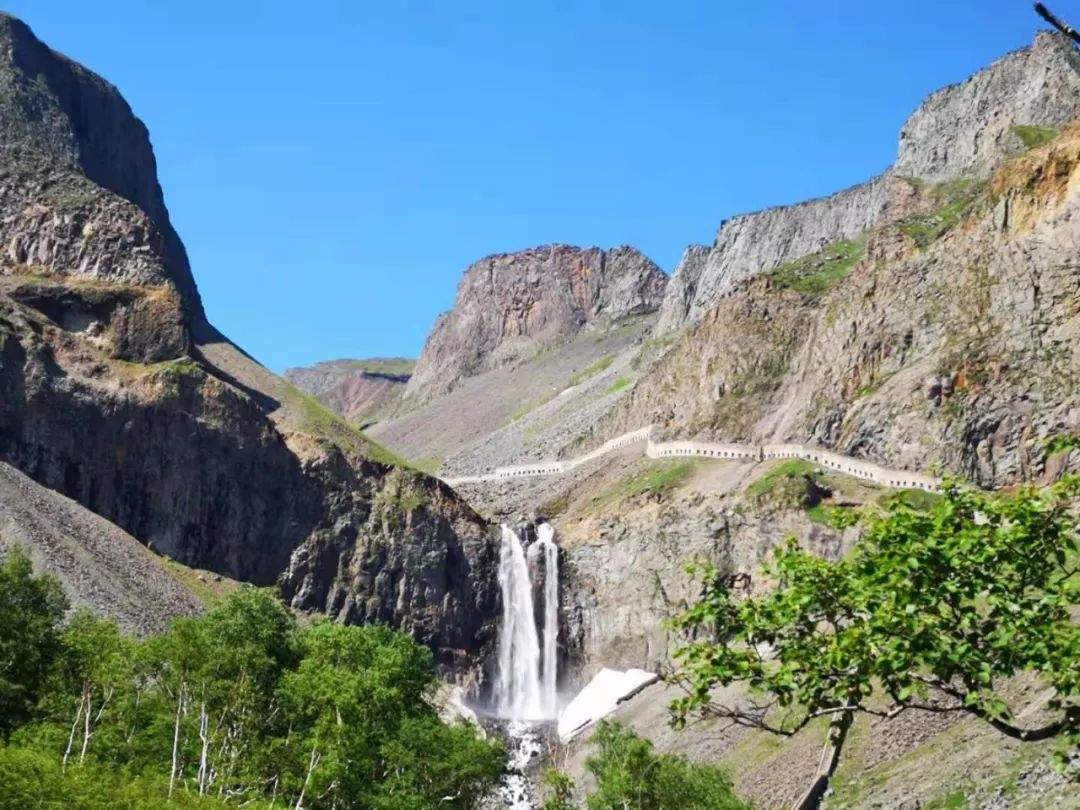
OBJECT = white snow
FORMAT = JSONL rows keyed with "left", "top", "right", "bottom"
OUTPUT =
{"left": 557, "top": 667, "right": 659, "bottom": 742}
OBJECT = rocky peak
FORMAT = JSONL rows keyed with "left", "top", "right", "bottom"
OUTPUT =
{"left": 405, "top": 244, "right": 667, "bottom": 403}
{"left": 657, "top": 31, "right": 1080, "bottom": 334}
{"left": 894, "top": 31, "right": 1080, "bottom": 181}
{"left": 0, "top": 13, "right": 201, "bottom": 316}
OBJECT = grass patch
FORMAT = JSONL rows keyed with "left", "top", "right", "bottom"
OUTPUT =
{"left": 898, "top": 177, "right": 987, "bottom": 248}
{"left": 280, "top": 382, "right": 409, "bottom": 467}
{"left": 158, "top": 557, "right": 242, "bottom": 606}
{"left": 924, "top": 790, "right": 970, "bottom": 810}
{"left": 606, "top": 376, "right": 633, "bottom": 394}
{"left": 765, "top": 238, "right": 863, "bottom": 296}
{"left": 877, "top": 487, "right": 942, "bottom": 512}
{"left": 567, "top": 354, "right": 614, "bottom": 387}
{"left": 1011, "top": 124, "right": 1058, "bottom": 151}
{"left": 411, "top": 456, "right": 443, "bottom": 474}
{"left": 745, "top": 459, "right": 819, "bottom": 500}
{"left": 588, "top": 460, "right": 696, "bottom": 512}
{"left": 745, "top": 459, "right": 835, "bottom": 516}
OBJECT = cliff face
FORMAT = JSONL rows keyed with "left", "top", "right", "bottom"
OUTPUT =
{"left": 613, "top": 118, "right": 1080, "bottom": 490}
{"left": 0, "top": 13, "right": 200, "bottom": 316}
{"left": 657, "top": 31, "right": 1080, "bottom": 334}
{"left": 404, "top": 244, "right": 667, "bottom": 404}
{"left": 0, "top": 15, "right": 499, "bottom": 670}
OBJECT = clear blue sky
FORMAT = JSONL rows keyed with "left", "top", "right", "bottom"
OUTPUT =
{"left": 4, "top": 1, "right": 1054, "bottom": 371}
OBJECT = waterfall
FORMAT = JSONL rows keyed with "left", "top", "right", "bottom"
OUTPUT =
{"left": 538, "top": 523, "right": 559, "bottom": 718}
{"left": 495, "top": 525, "right": 544, "bottom": 720}
{"left": 494, "top": 523, "right": 559, "bottom": 722}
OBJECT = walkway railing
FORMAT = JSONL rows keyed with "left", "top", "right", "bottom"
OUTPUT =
{"left": 441, "top": 427, "right": 940, "bottom": 492}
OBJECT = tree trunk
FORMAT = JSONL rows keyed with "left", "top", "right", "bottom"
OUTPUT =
{"left": 79, "top": 689, "right": 93, "bottom": 765}
{"left": 295, "top": 745, "right": 320, "bottom": 810}
{"left": 169, "top": 684, "right": 186, "bottom": 798}
{"left": 62, "top": 690, "right": 86, "bottom": 771}
{"left": 197, "top": 701, "right": 210, "bottom": 794}
{"left": 795, "top": 709, "right": 854, "bottom": 810}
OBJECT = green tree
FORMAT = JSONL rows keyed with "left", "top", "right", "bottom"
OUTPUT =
{"left": 0, "top": 547, "right": 67, "bottom": 736}
{"left": 278, "top": 621, "right": 502, "bottom": 809}
{"left": 670, "top": 476, "right": 1080, "bottom": 805}
{"left": 56, "top": 610, "right": 134, "bottom": 768}
{"left": 544, "top": 721, "right": 748, "bottom": 810}
{"left": 0, "top": 566, "right": 503, "bottom": 808}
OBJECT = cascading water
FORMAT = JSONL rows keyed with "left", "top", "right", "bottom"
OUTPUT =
{"left": 491, "top": 523, "right": 560, "bottom": 809}
{"left": 495, "top": 525, "right": 545, "bottom": 720}
{"left": 538, "top": 523, "right": 559, "bottom": 719}
{"left": 494, "top": 522, "right": 560, "bottom": 721}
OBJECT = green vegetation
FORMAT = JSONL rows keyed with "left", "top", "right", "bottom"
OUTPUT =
{"left": 744, "top": 459, "right": 840, "bottom": 519}
{"left": 1012, "top": 124, "right": 1059, "bottom": 151}
{"left": 568, "top": 355, "right": 615, "bottom": 387}
{"left": 924, "top": 790, "right": 969, "bottom": 810}
{"left": 764, "top": 238, "right": 863, "bottom": 296}
{"left": 876, "top": 486, "right": 942, "bottom": 513}
{"left": 671, "top": 475, "right": 1080, "bottom": 800}
{"left": 897, "top": 177, "right": 987, "bottom": 248}
{"left": 0, "top": 551, "right": 503, "bottom": 808}
{"left": 411, "top": 455, "right": 444, "bottom": 474}
{"left": 588, "top": 461, "right": 695, "bottom": 512}
{"left": 158, "top": 558, "right": 241, "bottom": 606}
{"left": 280, "top": 382, "right": 408, "bottom": 467}
{"left": 606, "top": 376, "right": 633, "bottom": 394}
{"left": 744, "top": 459, "right": 819, "bottom": 500}
{"left": 543, "top": 721, "right": 750, "bottom": 810}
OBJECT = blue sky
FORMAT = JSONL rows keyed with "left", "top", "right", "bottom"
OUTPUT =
{"left": 5, "top": 1, "right": 1051, "bottom": 370}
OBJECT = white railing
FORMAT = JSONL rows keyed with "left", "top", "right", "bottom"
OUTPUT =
{"left": 441, "top": 427, "right": 940, "bottom": 492}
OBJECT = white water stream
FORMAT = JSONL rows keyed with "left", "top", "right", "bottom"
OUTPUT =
{"left": 492, "top": 523, "right": 560, "bottom": 808}
{"left": 538, "top": 523, "right": 558, "bottom": 719}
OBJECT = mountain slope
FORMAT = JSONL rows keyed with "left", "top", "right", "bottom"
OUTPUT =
{"left": 285, "top": 357, "right": 413, "bottom": 426}
{"left": 0, "top": 14, "right": 499, "bottom": 670}
{"left": 404, "top": 244, "right": 667, "bottom": 404}
{"left": 656, "top": 31, "right": 1080, "bottom": 334}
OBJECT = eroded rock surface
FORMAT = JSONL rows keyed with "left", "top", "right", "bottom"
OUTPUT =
{"left": 405, "top": 244, "right": 667, "bottom": 404}
{"left": 657, "top": 31, "right": 1080, "bottom": 333}
{"left": 0, "top": 14, "right": 500, "bottom": 672}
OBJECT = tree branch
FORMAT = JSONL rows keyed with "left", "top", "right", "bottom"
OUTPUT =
{"left": 1035, "top": 3, "right": 1080, "bottom": 44}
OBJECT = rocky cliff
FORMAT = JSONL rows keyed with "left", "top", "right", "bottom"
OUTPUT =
{"left": 613, "top": 119, "right": 1080, "bottom": 490}
{"left": 0, "top": 12, "right": 201, "bottom": 316}
{"left": 404, "top": 244, "right": 667, "bottom": 404}
{"left": 657, "top": 31, "right": 1080, "bottom": 333}
{"left": 285, "top": 357, "right": 413, "bottom": 426}
{"left": 0, "top": 15, "right": 499, "bottom": 671}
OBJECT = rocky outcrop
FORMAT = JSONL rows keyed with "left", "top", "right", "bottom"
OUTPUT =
{"left": 0, "top": 12, "right": 201, "bottom": 316}
{"left": 657, "top": 31, "right": 1080, "bottom": 333}
{"left": 285, "top": 357, "right": 413, "bottom": 425}
{"left": 0, "top": 15, "right": 500, "bottom": 673}
{"left": 656, "top": 178, "right": 891, "bottom": 332}
{"left": 894, "top": 31, "right": 1080, "bottom": 181}
{"left": 615, "top": 118, "right": 1080, "bottom": 490}
{"left": 405, "top": 244, "right": 667, "bottom": 403}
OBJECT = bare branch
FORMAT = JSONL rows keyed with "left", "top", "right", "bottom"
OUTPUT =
{"left": 1035, "top": 3, "right": 1080, "bottom": 44}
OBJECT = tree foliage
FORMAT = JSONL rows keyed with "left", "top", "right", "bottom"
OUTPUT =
{"left": 544, "top": 720, "right": 749, "bottom": 810}
{"left": 670, "top": 476, "right": 1080, "bottom": 772}
{"left": 0, "top": 558, "right": 503, "bottom": 808}
{"left": 0, "top": 547, "right": 68, "bottom": 737}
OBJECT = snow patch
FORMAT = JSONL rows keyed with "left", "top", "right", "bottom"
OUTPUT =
{"left": 557, "top": 667, "right": 659, "bottom": 742}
